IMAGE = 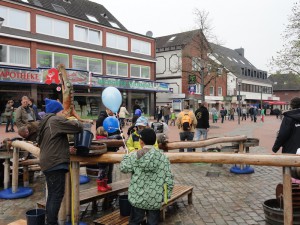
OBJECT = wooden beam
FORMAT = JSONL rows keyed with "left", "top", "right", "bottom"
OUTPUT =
{"left": 283, "top": 167, "right": 293, "bottom": 225}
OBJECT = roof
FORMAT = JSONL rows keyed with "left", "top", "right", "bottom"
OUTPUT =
{"left": 268, "top": 73, "right": 300, "bottom": 91}
{"left": 209, "top": 43, "right": 271, "bottom": 84}
{"left": 156, "top": 29, "right": 204, "bottom": 50}
{"left": 12, "top": 0, "right": 127, "bottom": 31}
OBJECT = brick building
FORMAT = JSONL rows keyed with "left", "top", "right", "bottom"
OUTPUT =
{"left": 0, "top": 0, "right": 168, "bottom": 117}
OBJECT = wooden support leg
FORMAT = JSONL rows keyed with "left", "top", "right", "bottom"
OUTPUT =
{"left": 283, "top": 167, "right": 293, "bottom": 225}
{"left": 70, "top": 161, "right": 80, "bottom": 224}
{"left": 12, "top": 147, "right": 19, "bottom": 193}
{"left": 65, "top": 172, "right": 71, "bottom": 222}
{"left": 188, "top": 192, "right": 193, "bottom": 204}
{"left": 4, "top": 158, "right": 10, "bottom": 189}
{"left": 160, "top": 208, "right": 166, "bottom": 221}
{"left": 23, "top": 165, "right": 29, "bottom": 187}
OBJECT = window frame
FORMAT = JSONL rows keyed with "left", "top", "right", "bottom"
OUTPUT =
{"left": 74, "top": 25, "right": 102, "bottom": 45}
{"left": 36, "top": 50, "right": 69, "bottom": 68}
{"left": 0, "top": 6, "right": 30, "bottom": 31}
{"left": 0, "top": 44, "right": 30, "bottom": 67}
{"left": 72, "top": 55, "right": 102, "bottom": 74}
{"left": 36, "top": 14, "right": 69, "bottom": 39}
{"left": 106, "top": 60, "right": 128, "bottom": 77}
{"left": 218, "top": 87, "right": 222, "bottom": 96}
{"left": 130, "top": 64, "right": 150, "bottom": 79}
{"left": 131, "top": 39, "right": 151, "bottom": 56}
{"left": 106, "top": 32, "right": 128, "bottom": 51}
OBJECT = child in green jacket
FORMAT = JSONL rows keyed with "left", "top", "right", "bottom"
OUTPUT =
{"left": 120, "top": 128, "right": 174, "bottom": 225}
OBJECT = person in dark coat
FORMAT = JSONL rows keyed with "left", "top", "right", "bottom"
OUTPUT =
{"left": 133, "top": 100, "right": 141, "bottom": 113}
{"left": 272, "top": 97, "right": 300, "bottom": 154}
{"left": 194, "top": 103, "right": 210, "bottom": 151}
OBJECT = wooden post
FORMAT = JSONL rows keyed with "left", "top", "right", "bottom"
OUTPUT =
{"left": 70, "top": 161, "right": 80, "bottom": 224}
{"left": 4, "top": 157, "right": 10, "bottom": 189}
{"left": 283, "top": 167, "right": 293, "bottom": 225}
{"left": 23, "top": 165, "right": 29, "bottom": 187}
{"left": 12, "top": 147, "right": 19, "bottom": 193}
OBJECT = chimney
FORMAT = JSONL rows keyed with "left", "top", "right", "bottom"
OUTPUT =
{"left": 235, "top": 48, "right": 244, "bottom": 57}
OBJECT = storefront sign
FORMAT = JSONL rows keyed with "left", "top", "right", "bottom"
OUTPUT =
{"left": 0, "top": 67, "right": 41, "bottom": 83}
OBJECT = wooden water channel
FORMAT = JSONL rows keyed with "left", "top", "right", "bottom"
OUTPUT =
{"left": 10, "top": 136, "right": 300, "bottom": 225}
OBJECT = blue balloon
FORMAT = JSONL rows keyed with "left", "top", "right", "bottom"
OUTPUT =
{"left": 103, "top": 116, "right": 119, "bottom": 133}
{"left": 102, "top": 87, "right": 122, "bottom": 113}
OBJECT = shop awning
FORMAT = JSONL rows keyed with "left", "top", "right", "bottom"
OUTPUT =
{"left": 263, "top": 101, "right": 287, "bottom": 105}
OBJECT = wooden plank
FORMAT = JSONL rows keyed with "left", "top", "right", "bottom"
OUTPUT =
{"left": 94, "top": 210, "right": 129, "bottom": 225}
{"left": 8, "top": 220, "right": 26, "bottom": 225}
{"left": 37, "top": 179, "right": 130, "bottom": 208}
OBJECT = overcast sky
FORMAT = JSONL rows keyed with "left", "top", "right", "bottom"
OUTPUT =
{"left": 93, "top": 0, "right": 295, "bottom": 73}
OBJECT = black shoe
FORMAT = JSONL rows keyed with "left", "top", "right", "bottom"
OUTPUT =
{"left": 10, "top": 129, "right": 15, "bottom": 132}
{"left": 5, "top": 130, "right": 9, "bottom": 133}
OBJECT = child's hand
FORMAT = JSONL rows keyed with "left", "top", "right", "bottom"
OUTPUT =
{"left": 69, "top": 146, "right": 77, "bottom": 155}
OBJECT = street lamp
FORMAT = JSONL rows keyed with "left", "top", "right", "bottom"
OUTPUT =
{"left": 237, "top": 78, "right": 242, "bottom": 125}
{"left": 0, "top": 17, "right": 4, "bottom": 29}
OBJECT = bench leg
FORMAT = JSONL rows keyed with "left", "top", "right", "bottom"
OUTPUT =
{"left": 160, "top": 208, "right": 166, "bottom": 221}
{"left": 188, "top": 192, "right": 193, "bottom": 204}
{"left": 92, "top": 200, "right": 98, "bottom": 213}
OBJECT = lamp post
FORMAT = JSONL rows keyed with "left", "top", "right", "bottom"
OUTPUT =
{"left": 237, "top": 79, "right": 242, "bottom": 125}
{"left": 0, "top": 17, "right": 4, "bottom": 29}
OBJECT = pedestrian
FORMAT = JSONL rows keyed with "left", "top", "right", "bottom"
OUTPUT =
{"left": 219, "top": 107, "right": 225, "bottom": 123}
{"left": 18, "top": 121, "right": 39, "bottom": 142}
{"left": 249, "top": 106, "right": 254, "bottom": 121}
{"left": 154, "top": 106, "right": 159, "bottom": 120}
{"left": 261, "top": 108, "right": 265, "bottom": 122}
{"left": 36, "top": 98, "right": 83, "bottom": 225}
{"left": 194, "top": 103, "right": 210, "bottom": 152}
{"left": 272, "top": 97, "right": 300, "bottom": 154}
{"left": 242, "top": 107, "right": 247, "bottom": 121}
{"left": 170, "top": 110, "right": 176, "bottom": 126}
{"left": 157, "top": 106, "right": 163, "bottom": 122}
{"left": 118, "top": 103, "right": 129, "bottom": 128}
{"left": 176, "top": 105, "right": 197, "bottom": 152}
{"left": 15, "top": 96, "right": 36, "bottom": 129}
{"left": 210, "top": 105, "right": 217, "bottom": 123}
{"left": 4, "top": 100, "right": 15, "bottom": 132}
{"left": 253, "top": 106, "right": 258, "bottom": 122}
{"left": 163, "top": 103, "right": 172, "bottom": 125}
{"left": 133, "top": 100, "right": 141, "bottom": 113}
{"left": 127, "top": 109, "right": 142, "bottom": 136}
{"left": 126, "top": 116, "right": 158, "bottom": 152}
{"left": 120, "top": 128, "right": 174, "bottom": 225}
{"left": 230, "top": 107, "right": 235, "bottom": 121}
{"left": 28, "top": 97, "right": 41, "bottom": 121}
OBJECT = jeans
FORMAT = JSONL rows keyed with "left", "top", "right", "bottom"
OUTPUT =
{"left": 194, "top": 128, "right": 208, "bottom": 151}
{"left": 179, "top": 131, "right": 194, "bottom": 152}
{"left": 164, "top": 115, "right": 170, "bottom": 125}
{"left": 129, "top": 206, "right": 160, "bottom": 225}
{"left": 5, "top": 117, "right": 14, "bottom": 132}
{"left": 44, "top": 169, "right": 66, "bottom": 225}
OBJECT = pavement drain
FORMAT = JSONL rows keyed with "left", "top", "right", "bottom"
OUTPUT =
{"left": 206, "top": 171, "right": 220, "bottom": 177}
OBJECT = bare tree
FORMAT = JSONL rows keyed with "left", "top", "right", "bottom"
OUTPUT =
{"left": 179, "top": 9, "right": 226, "bottom": 103}
{"left": 271, "top": 1, "right": 300, "bottom": 75}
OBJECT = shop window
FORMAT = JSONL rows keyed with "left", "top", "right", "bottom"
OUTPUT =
{"left": 73, "top": 56, "right": 87, "bottom": 71}
{"left": 130, "top": 64, "right": 150, "bottom": 79}
{"left": 36, "top": 15, "right": 69, "bottom": 39}
{"left": 74, "top": 25, "right": 101, "bottom": 45}
{"left": 0, "top": 6, "right": 30, "bottom": 31}
{"left": 106, "top": 33, "right": 128, "bottom": 51}
{"left": 106, "top": 60, "right": 128, "bottom": 76}
{"left": 37, "top": 50, "right": 68, "bottom": 68}
{"left": 0, "top": 44, "right": 30, "bottom": 67}
{"left": 131, "top": 39, "right": 151, "bottom": 55}
{"left": 72, "top": 55, "right": 102, "bottom": 74}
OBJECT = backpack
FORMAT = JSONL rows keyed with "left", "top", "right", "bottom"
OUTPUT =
{"left": 151, "top": 122, "right": 164, "bottom": 133}
{"left": 181, "top": 112, "right": 192, "bottom": 131}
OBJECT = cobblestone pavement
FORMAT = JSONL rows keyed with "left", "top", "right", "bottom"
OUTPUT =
{"left": 0, "top": 115, "right": 284, "bottom": 225}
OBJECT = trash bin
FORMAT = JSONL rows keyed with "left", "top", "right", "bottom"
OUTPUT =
{"left": 74, "top": 130, "right": 94, "bottom": 155}
{"left": 26, "top": 209, "right": 45, "bottom": 225}
{"left": 119, "top": 195, "right": 132, "bottom": 217}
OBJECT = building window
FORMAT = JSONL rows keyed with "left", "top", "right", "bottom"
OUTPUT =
{"left": 36, "top": 15, "right": 69, "bottom": 39}
{"left": 37, "top": 50, "right": 69, "bottom": 68}
{"left": 131, "top": 39, "right": 151, "bottom": 55}
{"left": 209, "top": 86, "right": 214, "bottom": 96}
{"left": 192, "top": 57, "right": 201, "bottom": 71}
{"left": 108, "top": 21, "right": 120, "bottom": 28}
{"left": 0, "top": 6, "right": 30, "bottom": 31}
{"left": 74, "top": 25, "right": 101, "bottom": 45}
{"left": 0, "top": 44, "right": 30, "bottom": 67}
{"left": 72, "top": 55, "right": 102, "bottom": 74}
{"left": 130, "top": 64, "right": 150, "bottom": 79}
{"left": 218, "top": 87, "right": 222, "bottom": 96}
{"left": 52, "top": 4, "right": 68, "bottom": 14}
{"left": 196, "top": 84, "right": 202, "bottom": 94}
{"left": 106, "top": 60, "right": 128, "bottom": 76}
{"left": 106, "top": 33, "right": 128, "bottom": 51}
{"left": 86, "top": 14, "right": 98, "bottom": 23}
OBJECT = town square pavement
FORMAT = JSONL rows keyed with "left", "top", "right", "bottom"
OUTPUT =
{"left": 0, "top": 115, "right": 286, "bottom": 225}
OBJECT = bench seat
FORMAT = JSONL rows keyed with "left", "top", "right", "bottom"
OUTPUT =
{"left": 8, "top": 219, "right": 26, "bottom": 225}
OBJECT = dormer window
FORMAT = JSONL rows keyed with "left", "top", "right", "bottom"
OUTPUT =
{"left": 21, "top": 0, "right": 29, "bottom": 3}
{"left": 63, "top": 0, "right": 71, "bottom": 3}
{"left": 101, "top": 13, "right": 108, "bottom": 19}
{"left": 86, "top": 14, "right": 98, "bottom": 23}
{"left": 109, "top": 21, "right": 120, "bottom": 28}
{"left": 274, "top": 82, "right": 277, "bottom": 85}
{"left": 168, "top": 36, "right": 176, "bottom": 42}
{"left": 52, "top": 4, "right": 68, "bottom": 14}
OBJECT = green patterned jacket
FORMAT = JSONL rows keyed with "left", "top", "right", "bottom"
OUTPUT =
{"left": 120, "top": 146, "right": 174, "bottom": 210}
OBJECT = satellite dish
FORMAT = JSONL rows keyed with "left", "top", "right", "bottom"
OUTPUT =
{"left": 146, "top": 31, "right": 153, "bottom": 37}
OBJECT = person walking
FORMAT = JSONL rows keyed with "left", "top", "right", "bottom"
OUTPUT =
{"left": 120, "top": 128, "right": 174, "bottom": 225}
{"left": 28, "top": 97, "right": 42, "bottom": 121}
{"left": 272, "top": 97, "right": 300, "bottom": 154}
{"left": 219, "top": 107, "right": 225, "bottom": 123}
{"left": 210, "top": 106, "right": 217, "bottom": 123}
{"left": 118, "top": 103, "right": 129, "bottom": 128}
{"left": 37, "top": 98, "right": 83, "bottom": 225}
{"left": 176, "top": 105, "right": 197, "bottom": 152}
{"left": 194, "top": 103, "right": 210, "bottom": 152}
{"left": 4, "top": 100, "right": 15, "bottom": 132}
{"left": 242, "top": 107, "right": 247, "bottom": 121}
{"left": 163, "top": 103, "right": 172, "bottom": 125}
{"left": 133, "top": 100, "right": 141, "bottom": 113}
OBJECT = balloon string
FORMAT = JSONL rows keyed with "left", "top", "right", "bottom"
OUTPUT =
{"left": 114, "top": 114, "right": 129, "bottom": 154}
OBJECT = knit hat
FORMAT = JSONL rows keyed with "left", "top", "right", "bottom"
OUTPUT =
{"left": 139, "top": 128, "right": 156, "bottom": 145}
{"left": 45, "top": 98, "right": 63, "bottom": 114}
{"left": 135, "top": 116, "right": 148, "bottom": 127}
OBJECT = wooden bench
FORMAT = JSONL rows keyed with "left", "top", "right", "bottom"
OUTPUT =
{"left": 93, "top": 184, "right": 193, "bottom": 225}
{"left": 37, "top": 179, "right": 130, "bottom": 209}
{"left": 8, "top": 219, "right": 26, "bottom": 225}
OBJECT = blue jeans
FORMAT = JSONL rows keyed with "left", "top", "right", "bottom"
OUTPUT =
{"left": 129, "top": 206, "right": 160, "bottom": 225}
{"left": 179, "top": 131, "right": 194, "bottom": 152}
{"left": 195, "top": 128, "right": 207, "bottom": 151}
{"left": 44, "top": 169, "right": 66, "bottom": 225}
{"left": 164, "top": 115, "right": 170, "bottom": 125}
{"left": 5, "top": 117, "right": 14, "bottom": 132}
